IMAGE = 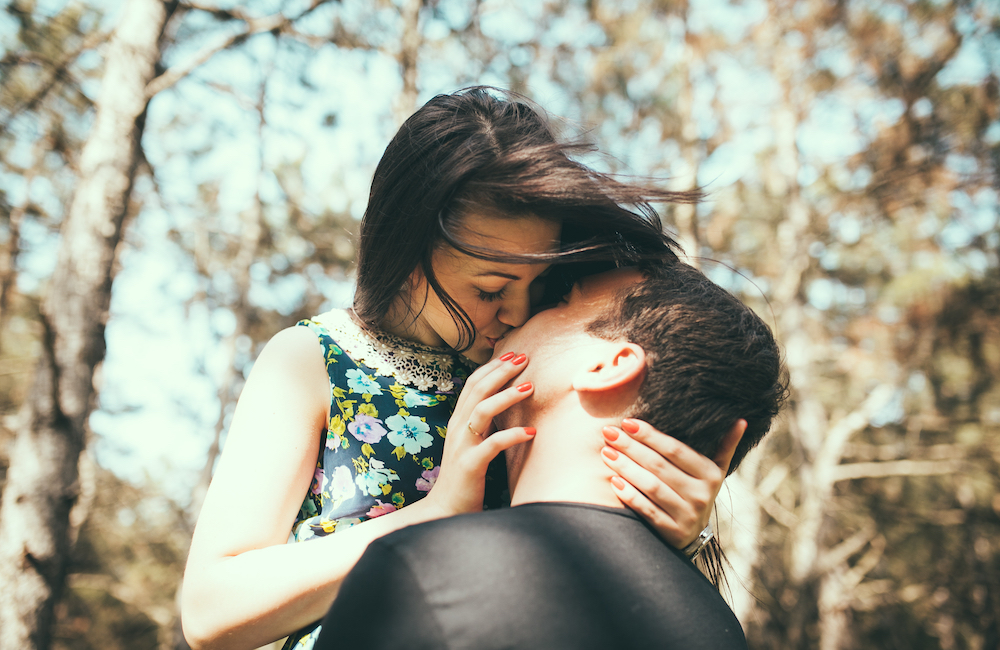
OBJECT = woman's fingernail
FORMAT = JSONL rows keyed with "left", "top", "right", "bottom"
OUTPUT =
{"left": 499, "top": 352, "right": 515, "bottom": 362}
{"left": 512, "top": 353, "right": 527, "bottom": 365}
{"left": 602, "top": 426, "right": 619, "bottom": 442}
{"left": 611, "top": 476, "right": 626, "bottom": 490}
{"left": 516, "top": 382, "right": 533, "bottom": 392}
{"left": 524, "top": 427, "right": 536, "bottom": 436}
{"left": 602, "top": 447, "right": 619, "bottom": 461}
{"left": 621, "top": 418, "right": 640, "bottom": 434}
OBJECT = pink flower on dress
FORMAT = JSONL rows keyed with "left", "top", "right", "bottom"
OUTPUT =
{"left": 366, "top": 500, "right": 397, "bottom": 518}
{"left": 415, "top": 466, "right": 440, "bottom": 492}
{"left": 348, "top": 414, "right": 387, "bottom": 444}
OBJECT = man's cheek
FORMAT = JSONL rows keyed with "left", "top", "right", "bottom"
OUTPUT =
{"left": 490, "top": 341, "right": 514, "bottom": 361}
{"left": 491, "top": 333, "right": 521, "bottom": 360}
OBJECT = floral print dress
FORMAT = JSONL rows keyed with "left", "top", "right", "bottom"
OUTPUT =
{"left": 282, "top": 309, "right": 483, "bottom": 649}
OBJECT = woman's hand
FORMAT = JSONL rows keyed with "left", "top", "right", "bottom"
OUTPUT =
{"left": 600, "top": 418, "right": 747, "bottom": 549}
{"left": 422, "top": 351, "right": 537, "bottom": 518}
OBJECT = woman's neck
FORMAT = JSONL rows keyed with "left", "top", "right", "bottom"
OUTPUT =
{"left": 379, "top": 301, "right": 445, "bottom": 348}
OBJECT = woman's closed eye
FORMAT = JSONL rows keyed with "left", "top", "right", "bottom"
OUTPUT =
{"left": 477, "top": 287, "right": 507, "bottom": 302}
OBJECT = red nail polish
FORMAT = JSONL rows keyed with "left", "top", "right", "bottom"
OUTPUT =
{"left": 516, "top": 382, "right": 532, "bottom": 392}
{"left": 610, "top": 476, "right": 626, "bottom": 490}
{"left": 621, "top": 418, "right": 640, "bottom": 434}
{"left": 524, "top": 427, "right": 536, "bottom": 436}
{"left": 512, "top": 353, "right": 527, "bottom": 365}
{"left": 499, "top": 352, "right": 515, "bottom": 362}
{"left": 602, "top": 447, "right": 619, "bottom": 460}
{"left": 602, "top": 426, "right": 619, "bottom": 442}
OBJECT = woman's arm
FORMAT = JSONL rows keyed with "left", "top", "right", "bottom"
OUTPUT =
{"left": 181, "top": 330, "right": 534, "bottom": 650}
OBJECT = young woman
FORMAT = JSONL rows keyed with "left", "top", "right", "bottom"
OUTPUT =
{"left": 181, "top": 87, "right": 732, "bottom": 650}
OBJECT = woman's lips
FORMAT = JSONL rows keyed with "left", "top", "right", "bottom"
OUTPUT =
{"left": 484, "top": 336, "right": 500, "bottom": 349}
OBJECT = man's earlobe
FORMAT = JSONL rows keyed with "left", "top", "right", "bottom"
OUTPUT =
{"left": 572, "top": 343, "right": 646, "bottom": 392}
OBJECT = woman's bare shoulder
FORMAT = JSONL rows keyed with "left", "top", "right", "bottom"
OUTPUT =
{"left": 263, "top": 322, "right": 325, "bottom": 356}
{"left": 252, "top": 313, "right": 347, "bottom": 373}
{"left": 234, "top": 322, "right": 331, "bottom": 420}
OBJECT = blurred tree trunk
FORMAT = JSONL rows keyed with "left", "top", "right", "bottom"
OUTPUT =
{"left": 394, "top": 0, "right": 423, "bottom": 124}
{"left": 671, "top": 1, "right": 701, "bottom": 268}
{"left": 0, "top": 0, "right": 171, "bottom": 647}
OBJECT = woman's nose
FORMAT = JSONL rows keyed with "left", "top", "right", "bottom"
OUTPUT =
{"left": 498, "top": 289, "right": 531, "bottom": 328}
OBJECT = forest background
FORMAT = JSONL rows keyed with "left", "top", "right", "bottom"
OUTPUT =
{"left": 0, "top": 0, "right": 997, "bottom": 648}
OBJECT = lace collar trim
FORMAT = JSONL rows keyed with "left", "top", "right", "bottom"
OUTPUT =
{"left": 312, "top": 309, "right": 472, "bottom": 393}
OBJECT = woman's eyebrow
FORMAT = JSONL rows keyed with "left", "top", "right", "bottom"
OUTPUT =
{"left": 474, "top": 271, "right": 520, "bottom": 280}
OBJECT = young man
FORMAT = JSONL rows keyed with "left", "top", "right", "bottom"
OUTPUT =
{"left": 315, "top": 262, "right": 786, "bottom": 650}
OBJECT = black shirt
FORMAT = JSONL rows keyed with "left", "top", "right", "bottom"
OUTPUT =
{"left": 316, "top": 501, "right": 747, "bottom": 650}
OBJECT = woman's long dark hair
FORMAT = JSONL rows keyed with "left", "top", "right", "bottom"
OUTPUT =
{"left": 354, "top": 86, "right": 698, "bottom": 351}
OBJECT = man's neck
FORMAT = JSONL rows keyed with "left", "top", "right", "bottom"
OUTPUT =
{"left": 507, "top": 410, "right": 624, "bottom": 510}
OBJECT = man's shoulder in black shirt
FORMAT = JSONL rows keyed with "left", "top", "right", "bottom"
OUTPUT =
{"left": 316, "top": 502, "right": 748, "bottom": 650}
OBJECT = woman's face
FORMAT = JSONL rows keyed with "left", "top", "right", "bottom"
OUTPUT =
{"left": 387, "top": 212, "right": 560, "bottom": 364}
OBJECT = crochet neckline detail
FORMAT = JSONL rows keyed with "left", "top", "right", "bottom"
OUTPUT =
{"left": 311, "top": 309, "right": 472, "bottom": 393}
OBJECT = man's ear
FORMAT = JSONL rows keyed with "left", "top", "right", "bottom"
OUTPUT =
{"left": 572, "top": 342, "right": 646, "bottom": 392}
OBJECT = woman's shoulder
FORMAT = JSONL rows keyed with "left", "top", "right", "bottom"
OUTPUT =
{"left": 261, "top": 322, "right": 328, "bottom": 358}
{"left": 237, "top": 324, "right": 329, "bottom": 410}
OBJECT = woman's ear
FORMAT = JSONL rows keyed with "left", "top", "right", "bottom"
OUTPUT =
{"left": 572, "top": 342, "right": 646, "bottom": 392}
{"left": 405, "top": 266, "right": 426, "bottom": 294}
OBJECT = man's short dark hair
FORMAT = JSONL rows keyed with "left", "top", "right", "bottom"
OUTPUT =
{"left": 588, "top": 263, "right": 788, "bottom": 474}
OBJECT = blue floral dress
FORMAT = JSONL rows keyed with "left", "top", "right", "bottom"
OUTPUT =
{"left": 282, "top": 309, "right": 503, "bottom": 649}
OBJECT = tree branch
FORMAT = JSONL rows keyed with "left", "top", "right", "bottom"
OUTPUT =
{"left": 145, "top": 0, "right": 338, "bottom": 98}
{"left": 283, "top": 24, "right": 374, "bottom": 50}
{"left": 756, "top": 462, "right": 791, "bottom": 500}
{"left": 815, "top": 521, "right": 876, "bottom": 576}
{"left": 176, "top": 1, "right": 242, "bottom": 21}
{"left": 815, "top": 384, "right": 896, "bottom": 480}
{"left": 760, "top": 494, "right": 798, "bottom": 528}
{"left": 831, "top": 458, "right": 965, "bottom": 482}
{"left": 0, "top": 29, "right": 110, "bottom": 127}
{"left": 841, "top": 534, "right": 886, "bottom": 592}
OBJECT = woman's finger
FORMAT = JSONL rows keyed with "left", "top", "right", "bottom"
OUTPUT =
{"left": 600, "top": 443, "right": 702, "bottom": 529}
{"left": 617, "top": 418, "right": 721, "bottom": 480}
{"left": 466, "top": 381, "right": 533, "bottom": 435}
{"left": 473, "top": 426, "right": 536, "bottom": 466}
{"left": 455, "top": 353, "right": 528, "bottom": 412}
{"left": 712, "top": 419, "right": 747, "bottom": 475}
{"left": 601, "top": 426, "right": 711, "bottom": 495}
{"left": 606, "top": 471, "right": 688, "bottom": 547}
{"left": 602, "top": 425, "right": 721, "bottom": 522}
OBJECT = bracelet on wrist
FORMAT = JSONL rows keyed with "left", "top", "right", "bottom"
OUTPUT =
{"left": 681, "top": 523, "right": 713, "bottom": 559}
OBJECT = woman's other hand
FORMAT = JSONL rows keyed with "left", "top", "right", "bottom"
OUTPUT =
{"left": 600, "top": 418, "right": 747, "bottom": 549}
{"left": 422, "top": 352, "right": 536, "bottom": 518}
